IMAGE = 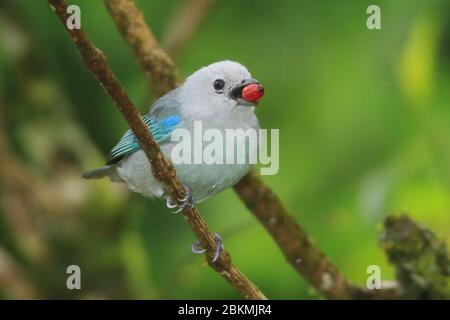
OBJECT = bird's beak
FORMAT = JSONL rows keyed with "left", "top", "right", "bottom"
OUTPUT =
{"left": 230, "top": 78, "right": 264, "bottom": 106}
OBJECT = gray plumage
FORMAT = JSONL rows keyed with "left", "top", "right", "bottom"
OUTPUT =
{"left": 83, "top": 61, "right": 262, "bottom": 203}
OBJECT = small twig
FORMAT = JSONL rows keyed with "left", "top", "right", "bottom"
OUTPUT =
{"left": 162, "top": 0, "right": 215, "bottom": 57}
{"left": 48, "top": 0, "right": 266, "bottom": 300}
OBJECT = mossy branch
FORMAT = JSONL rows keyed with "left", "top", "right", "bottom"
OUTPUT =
{"left": 380, "top": 214, "right": 449, "bottom": 299}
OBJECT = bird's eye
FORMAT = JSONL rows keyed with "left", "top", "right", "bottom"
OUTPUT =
{"left": 213, "top": 79, "right": 225, "bottom": 92}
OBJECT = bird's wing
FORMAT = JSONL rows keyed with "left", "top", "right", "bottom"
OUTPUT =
{"left": 148, "top": 87, "right": 182, "bottom": 118}
{"left": 106, "top": 91, "right": 182, "bottom": 165}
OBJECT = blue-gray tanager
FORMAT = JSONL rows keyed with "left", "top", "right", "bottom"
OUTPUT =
{"left": 83, "top": 61, "right": 264, "bottom": 256}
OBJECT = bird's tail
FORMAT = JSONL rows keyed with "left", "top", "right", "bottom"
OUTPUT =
{"left": 82, "top": 165, "right": 123, "bottom": 182}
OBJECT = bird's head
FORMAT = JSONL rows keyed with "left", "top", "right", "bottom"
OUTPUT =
{"left": 181, "top": 61, "right": 264, "bottom": 116}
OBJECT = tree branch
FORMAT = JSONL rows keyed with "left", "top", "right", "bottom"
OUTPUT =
{"left": 48, "top": 0, "right": 266, "bottom": 300}
{"left": 100, "top": 0, "right": 402, "bottom": 300}
{"left": 103, "top": 0, "right": 181, "bottom": 97}
{"left": 235, "top": 172, "right": 357, "bottom": 299}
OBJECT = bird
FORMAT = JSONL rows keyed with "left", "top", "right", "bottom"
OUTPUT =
{"left": 82, "top": 60, "right": 264, "bottom": 260}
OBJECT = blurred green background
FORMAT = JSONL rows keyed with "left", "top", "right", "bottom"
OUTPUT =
{"left": 0, "top": 0, "right": 449, "bottom": 299}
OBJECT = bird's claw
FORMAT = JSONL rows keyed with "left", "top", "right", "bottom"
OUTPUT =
{"left": 191, "top": 233, "right": 224, "bottom": 263}
{"left": 165, "top": 185, "right": 195, "bottom": 213}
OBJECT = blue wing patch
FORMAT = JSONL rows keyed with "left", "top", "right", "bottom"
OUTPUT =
{"left": 107, "top": 114, "right": 180, "bottom": 165}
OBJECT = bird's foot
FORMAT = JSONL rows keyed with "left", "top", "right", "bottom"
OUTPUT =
{"left": 165, "top": 184, "right": 195, "bottom": 213}
{"left": 191, "top": 233, "right": 224, "bottom": 263}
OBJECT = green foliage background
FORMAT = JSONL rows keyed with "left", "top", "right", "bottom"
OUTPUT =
{"left": 0, "top": 0, "right": 449, "bottom": 299}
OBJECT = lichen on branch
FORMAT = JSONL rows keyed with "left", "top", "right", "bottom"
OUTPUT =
{"left": 380, "top": 215, "right": 450, "bottom": 299}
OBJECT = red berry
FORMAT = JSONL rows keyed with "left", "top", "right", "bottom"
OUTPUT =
{"left": 242, "top": 84, "right": 264, "bottom": 102}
